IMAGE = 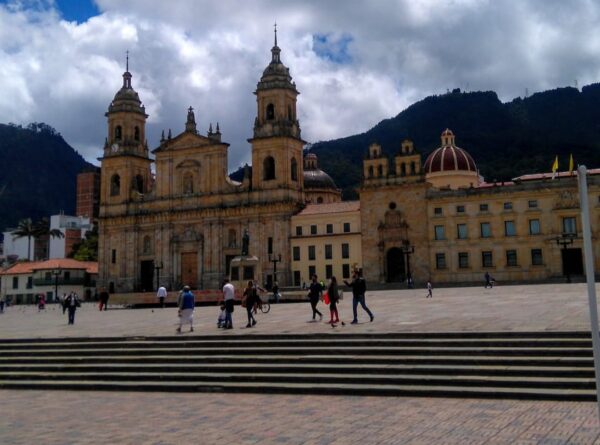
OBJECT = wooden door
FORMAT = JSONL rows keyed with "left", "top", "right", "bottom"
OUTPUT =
{"left": 181, "top": 252, "right": 198, "bottom": 289}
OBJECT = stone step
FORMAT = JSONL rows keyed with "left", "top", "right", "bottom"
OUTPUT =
{"left": 0, "top": 379, "right": 594, "bottom": 401}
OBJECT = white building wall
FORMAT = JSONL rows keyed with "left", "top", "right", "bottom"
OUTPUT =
{"left": 2, "top": 232, "right": 34, "bottom": 260}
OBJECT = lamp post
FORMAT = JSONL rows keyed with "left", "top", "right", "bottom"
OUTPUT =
{"left": 154, "top": 261, "right": 164, "bottom": 291}
{"left": 555, "top": 232, "right": 576, "bottom": 283}
{"left": 268, "top": 253, "right": 282, "bottom": 288}
{"left": 52, "top": 268, "right": 61, "bottom": 302}
{"left": 401, "top": 240, "right": 415, "bottom": 288}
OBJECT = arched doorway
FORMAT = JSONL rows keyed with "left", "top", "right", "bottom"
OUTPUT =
{"left": 386, "top": 247, "right": 406, "bottom": 283}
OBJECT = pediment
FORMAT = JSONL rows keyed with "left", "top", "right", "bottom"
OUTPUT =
{"left": 167, "top": 131, "right": 213, "bottom": 149}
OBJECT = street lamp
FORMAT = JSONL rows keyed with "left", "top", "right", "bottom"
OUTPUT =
{"left": 154, "top": 261, "right": 164, "bottom": 291}
{"left": 401, "top": 240, "right": 415, "bottom": 288}
{"left": 268, "top": 253, "right": 282, "bottom": 288}
{"left": 555, "top": 232, "right": 576, "bottom": 283}
{"left": 52, "top": 268, "right": 62, "bottom": 302}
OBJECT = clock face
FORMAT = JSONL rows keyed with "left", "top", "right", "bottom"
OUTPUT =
{"left": 111, "top": 143, "right": 119, "bottom": 152}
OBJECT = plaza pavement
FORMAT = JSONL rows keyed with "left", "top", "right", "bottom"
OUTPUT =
{"left": 1, "top": 282, "right": 600, "bottom": 444}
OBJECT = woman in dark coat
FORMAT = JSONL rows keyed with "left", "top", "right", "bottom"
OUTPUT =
{"left": 328, "top": 276, "right": 340, "bottom": 327}
{"left": 243, "top": 281, "right": 258, "bottom": 328}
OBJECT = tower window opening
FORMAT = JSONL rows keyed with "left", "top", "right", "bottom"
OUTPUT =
{"left": 291, "top": 158, "right": 298, "bottom": 182}
{"left": 266, "top": 103, "right": 275, "bottom": 121}
{"left": 287, "top": 105, "right": 292, "bottom": 120}
{"left": 115, "top": 126, "right": 122, "bottom": 140}
{"left": 410, "top": 161, "right": 416, "bottom": 175}
{"left": 400, "top": 163, "right": 406, "bottom": 176}
{"left": 368, "top": 166, "right": 374, "bottom": 178}
{"left": 263, "top": 156, "right": 276, "bottom": 181}
{"left": 110, "top": 174, "right": 120, "bottom": 196}
{"left": 134, "top": 126, "right": 140, "bottom": 141}
{"left": 135, "top": 174, "right": 144, "bottom": 193}
{"left": 378, "top": 165, "right": 383, "bottom": 177}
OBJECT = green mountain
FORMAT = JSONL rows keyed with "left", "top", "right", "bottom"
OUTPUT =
{"left": 0, "top": 123, "right": 93, "bottom": 231}
{"left": 309, "top": 84, "right": 600, "bottom": 199}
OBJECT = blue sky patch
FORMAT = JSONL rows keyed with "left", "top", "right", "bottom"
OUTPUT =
{"left": 55, "top": 0, "right": 99, "bottom": 23}
{"left": 312, "top": 33, "right": 353, "bottom": 64}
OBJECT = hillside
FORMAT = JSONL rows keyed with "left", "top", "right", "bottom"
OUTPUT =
{"left": 309, "top": 84, "right": 600, "bottom": 199}
{"left": 0, "top": 123, "right": 93, "bottom": 231}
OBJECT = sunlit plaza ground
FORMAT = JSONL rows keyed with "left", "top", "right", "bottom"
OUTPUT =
{"left": 1, "top": 283, "right": 600, "bottom": 444}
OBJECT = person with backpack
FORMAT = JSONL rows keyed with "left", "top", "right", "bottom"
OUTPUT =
{"left": 344, "top": 269, "right": 373, "bottom": 324}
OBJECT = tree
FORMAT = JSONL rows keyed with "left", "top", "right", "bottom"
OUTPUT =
{"left": 11, "top": 218, "right": 36, "bottom": 261}
{"left": 33, "top": 217, "right": 64, "bottom": 259}
{"left": 70, "top": 225, "right": 98, "bottom": 261}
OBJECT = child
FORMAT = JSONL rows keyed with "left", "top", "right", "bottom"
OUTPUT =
{"left": 217, "top": 301, "right": 227, "bottom": 328}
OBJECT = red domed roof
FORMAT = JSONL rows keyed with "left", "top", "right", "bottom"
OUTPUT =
{"left": 424, "top": 130, "right": 477, "bottom": 174}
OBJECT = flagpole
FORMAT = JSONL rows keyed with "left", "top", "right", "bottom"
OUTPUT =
{"left": 577, "top": 165, "right": 600, "bottom": 419}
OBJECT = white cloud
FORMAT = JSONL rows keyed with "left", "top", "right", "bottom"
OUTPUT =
{"left": 0, "top": 0, "right": 599, "bottom": 170}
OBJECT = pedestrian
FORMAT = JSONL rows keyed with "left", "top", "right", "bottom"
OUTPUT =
{"left": 216, "top": 301, "right": 227, "bottom": 328}
{"left": 243, "top": 280, "right": 258, "bottom": 328}
{"left": 98, "top": 288, "right": 109, "bottom": 311}
{"left": 38, "top": 294, "right": 46, "bottom": 312}
{"left": 222, "top": 278, "right": 235, "bottom": 329}
{"left": 484, "top": 271, "right": 492, "bottom": 289}
{"left": 407, "top": 272, "right": 414, "bottom": 289}
{"left": 327, "top": 276, "right": 340, "bottom": 327}
{"left": 0, "top": 295, "right": 5, "bottom": 314}
{"left": 176, "top": 285, "right": 195, "bottom": 333}
{"left": 62, "top": 292, "right": 70, "bottom": 314}
{"left": 307, "top": 274, "right": 323, "bottom": 322}
{"left": 157, "top": 285, "right": 167, "bottom": 308}
{"left": 272, "top": 281, "right": 281, "bottom": 303}
{"left": 426, "top": 281, "right": 433, "bottom": 298}
{"left": 64, "top": 292, "right": 80, "bottom": 325}
{"left": 344, "top": 269, "right": 374, "bottom": 324}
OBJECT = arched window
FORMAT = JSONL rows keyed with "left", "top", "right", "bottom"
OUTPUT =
{"left": 110, "top": 174, "right": 120, "bottom": 196}
{"left": 287, "top": 105, "right": 293, "bottom": 120}
{"left": 135, "top": 175, "right": 144, "bottom": 193}
{"left": 115, "top": 126, "right": 122, "bottom": 140}
{"left": 228, "top": 229, "right": 237, "bottom": 248}
{"left": 263, "top": 156, "right": 275, "bottom": 181}
{"left": 183, "top": 172, "right": 194, "bottom": 194}
{"left": 266, "top": 103, "right": 275, "bottom": 120}
{"left": 134, "top": 126, "right": 140, "bottom": 141}
{"left": 143, "top": 236, "right": 151, "bottom": 254}
{"left": 368, "top": 166, "right": 374, "bottom": 178}
{"left": 317, "top": 196, "right": 324, "bottom": 204}
{"left": 291, "top": 157, "right": 298, "bottom": 182}
{"left": 378, "top": 165, "right": 383, "bottom": 177}
{"left": 400, "top": 163, "right": 406, "bottom": 176}
{"left": 410, "top": 161, "right": 416, "bottom": 175}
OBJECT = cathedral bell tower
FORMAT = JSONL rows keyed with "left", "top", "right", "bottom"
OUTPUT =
{"left": 99, "top": 54, "right": 152, "bottom": 208}
{"left": 249, "top": 26, "right": 304, "bottom": 194}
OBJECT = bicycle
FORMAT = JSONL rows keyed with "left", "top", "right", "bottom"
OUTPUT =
{"left": 256, "top": 297, "right": 270, "bottom": 314}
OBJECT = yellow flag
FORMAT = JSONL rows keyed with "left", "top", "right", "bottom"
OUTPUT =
{"left": 551, "top": 156, "right": 559, "bottom": 179}
{"left": 569, "top": 153, "right": 574, "bottom": 174}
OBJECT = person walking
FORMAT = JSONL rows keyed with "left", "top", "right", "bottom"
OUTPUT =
{"left": 176, "top": 285, "right": 195, "bottom": 333}
{"left": 0, "top": 295, "right": 5, "bottom": 314}
{"left": 98, "top": 288, "right": 109, "bottom": 311}
{"left": 426, "top": 281, "right": 433, "bottom": 298}
{"left": 243, "top": 281, "right": 258, "bottom": 328}
{"left": 64, "top": 292, "right": 80, "bottom": 325}
{"left": 484, "top": 272, "right": 493, "bottom": 289}
{"left": 222, "top": 278, "right": 235, "bottom": 329}
{"left": 157, "top": 285, "right": 167, "bottom": 308}
{"left": 272, "top": 282, "right": 281, "bottom": 304}
{"left": 307, "top": 275, "right": 323, "bottom": 322}
{"left": 344, "top": 269, "right": 373, "bottom": 324}
{"left": 327, "top": 276, "right": 340, "bottom": 327}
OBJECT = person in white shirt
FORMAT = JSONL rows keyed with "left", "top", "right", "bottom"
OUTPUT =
{"left": 157, "top": 286, "right": 167, "bottom": 308}
{"left": 222, "top": 278, "right": 235, "bottom": 329}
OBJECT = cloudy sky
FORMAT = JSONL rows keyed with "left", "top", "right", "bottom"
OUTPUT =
{"left": 0, "top": 0, "right": 599, "bottom": 170}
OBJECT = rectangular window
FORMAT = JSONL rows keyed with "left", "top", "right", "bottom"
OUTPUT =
{"left": 434, "top": 207, "right": 443, "bottom": 216}
{"left": 343, "top": 222, "right": 351, "bottom": 233}
{"left": 310, "top": 225, "right": 317, "bottom": 235}
{"left": 326, "top": 224, "right": 333, "bottom": 234}
{"left": 111, "top": 249, "right": 117, "bottom": 264}
{"left": 563, "top": 217, "right": 576, "bottom": 234}
{"left": 293, "top": 271, "right": 301, "bottom": 287}
{"left": 293, "top": 246, "right": 300, "bottom": 261}
{"left": 504, "top": 202, "right": 513, "bottom": 211}
{"left": 480, "top": 222, "right": 491, "bottom": 238}
{"left": 267, "top": 237, "right": 273, "bottom": 255}
{"left": 479, "top": 203, "right": 488, "bottom": 212}
{"left": 458, "top": 252, "right": 469, "bottom": 269}
{"left": 341, "top": 243, "right": 350, "bottom": 259}
{"left": 64, "top": 271, "right": 71, "bottom": 281}
{"left": 528, "top": 200, "right": 538, "bottom": 209}
{"left": 435, "top": 253, "right": 446, "bottom": 269}
{"left": 12, "top": 277, "right": 18, "bottom": 289}
{"left": 529, "top": 219, "right": 540, "bottom": 235}
{"left": 342, "top": 264, "right": 350, "bottom": 279}
{"left": 231, "top": 267, "right": 239, "bottom": 281}
{"left": 325, "top": 265, "right": 333, "bottom": 279}
{"left": 456, "top": 205, "right": 465, "bottom": 213}
{"left": 325, "top": 244, "right": 332, "bottom": 260}
{"left": 434, "top": 225, "right": 445, "bottom": 240}
{"left": 504, "top": 221, "right": 516, "bottom": 236}
{"left": 531, "top": 249, "right": 543, "bottom": 266}
{"left": 308, "top": 265, "right": 316, "bottom": 279}
{"left": 482, "top": 251, "right": 493, "bottom": 268}
{"left": 457, "top": 224, "right": 468, "bottom": 239}
{"left": 295, "top": 226, "right": 302, "bottom": 236}
{"left": 506, "top": 249, "right": 518, "bottom": 267}
{"left": 308, "top": 246, "right": 316, "bottom": 261}
{"left": 26, "top": 276, "right": 33, "bottom": 289}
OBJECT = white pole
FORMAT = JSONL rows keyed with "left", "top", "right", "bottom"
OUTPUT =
{"left": 577, "top": 165, "right": 600, "bottom": 418}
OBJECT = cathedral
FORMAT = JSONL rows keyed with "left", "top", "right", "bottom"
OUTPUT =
{"left": 98, "top": 33, "right": 340, "bottom": 292}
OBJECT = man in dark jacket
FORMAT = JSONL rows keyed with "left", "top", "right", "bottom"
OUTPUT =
{"left": 64, "top": 293, "right": 81, "bottom": 325}
{"left": 344, "top": 269, "right": 374, "bottom": 324}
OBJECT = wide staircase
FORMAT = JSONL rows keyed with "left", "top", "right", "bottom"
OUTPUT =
{"left": 0, "top": 332, "right": 596, "bottom": 401}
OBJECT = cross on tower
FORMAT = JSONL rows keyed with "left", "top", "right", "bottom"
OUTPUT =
{"left": 126, "top": 50, "right": 129, "bottom": 72}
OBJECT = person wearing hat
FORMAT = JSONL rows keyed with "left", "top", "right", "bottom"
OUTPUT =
{"left": 176, "top": 285, "right": 195, "bottom": 333}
